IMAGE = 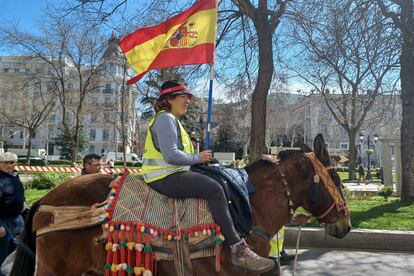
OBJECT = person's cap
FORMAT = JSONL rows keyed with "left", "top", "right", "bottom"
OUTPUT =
{"left": 0, "top": 152, "right": 18, "bottom": 162}
{"left": 158, "top": 80, "right": 193, "bottom": 101}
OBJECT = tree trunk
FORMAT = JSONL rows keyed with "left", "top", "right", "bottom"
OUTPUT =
{"left": 71, "top": 139, "right": 78, "bottom": 163}
{"left": 123, "top": 134, "right": 127, "bottom": 168}
{"left": 26, "top": 133, "right": 32, "bottom": 166}
{"left": 348, "top": 132, "right": 357, "bottom": 180}
{"left": 400, "top": 0, "right": 414, "bottom": 202}
{"left": 249, "top": 19, "right": 274, "bottom": 163}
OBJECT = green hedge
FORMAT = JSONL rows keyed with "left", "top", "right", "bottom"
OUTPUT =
{"left": 25, "top": 172, "right": 72, "bottom": 190}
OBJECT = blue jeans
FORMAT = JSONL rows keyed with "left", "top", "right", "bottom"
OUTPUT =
{"left": 0, "top": 215, "right": 24, "bottom": 266}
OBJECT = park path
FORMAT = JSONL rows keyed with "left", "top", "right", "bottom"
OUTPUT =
{"left": 281, "top": 248, "right": 414, "bottom": 276}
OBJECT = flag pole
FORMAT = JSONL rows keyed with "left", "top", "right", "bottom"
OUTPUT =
{"left": 205, "top": 64, "right": 214, "bottom": 150}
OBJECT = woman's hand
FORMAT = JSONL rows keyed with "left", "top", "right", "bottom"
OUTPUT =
{"left": 200, "top": 150, "right": 213, "bottom": 163}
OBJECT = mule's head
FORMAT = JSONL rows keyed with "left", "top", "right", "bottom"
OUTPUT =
{"left": 280, "top": 134, "right": 351, "bottom": 238}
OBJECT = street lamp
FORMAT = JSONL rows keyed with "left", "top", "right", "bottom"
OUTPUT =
{"left": 359, "top": 132, "right": 379, "bottom": 180}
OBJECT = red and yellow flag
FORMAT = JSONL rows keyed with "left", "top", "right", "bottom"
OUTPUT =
{"left": 119, "top": 0, "right": 217, "bottom": 84}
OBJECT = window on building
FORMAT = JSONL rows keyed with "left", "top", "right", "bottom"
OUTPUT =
{"left": 3, "top": 68, "right": 9, "bottom": 73}
{"left": 89, "top": 145, "right": 95, "bottom": 153}
{"left": 104, "top": 112, "right": 110, "bottom": 122}
{"left": 68, "top": 83, "right": 74, "bottom": 89}
{"left": 104, "top": 84, "right": 113, "bottom": 93}
{"left": 91, "top": 97, "right": 98, "bottom": 104}
{"left": 9, "top": 131, "right": 14, "bottom": 139}
{"left": 91, "top": 114, "right": 97, "bottom": 124}
{"left": 340, "top": 143, "right": 348, "bottom": 150}
{"left": 32, "top": 131, "right": 36, "bottom": 138}
{"left": 89, "top": 129, "right": 96, "bottom": 140}
{"left": 14, "top": 68, "right": 20, "bottom": 73}
{"left": 20, "top": 132, "right": 23, "bottom": 139}
{"left": 36, "top": 68, "right": 41, "bottom": 74}
{"left": 104, "top": 97, "right": 112, "bottom": 105}
{"left": 25, "top": 68, "right": 31, "bottom": 73}
{"left": 103, "top": 129, "right": 109, "bottom": 141}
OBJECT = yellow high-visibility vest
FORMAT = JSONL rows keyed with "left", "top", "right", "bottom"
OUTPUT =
{"left": 141, "top": 111, "right": 194, "bottom": 183}
{"left": 269, "top": 227, "right": 285, "bottom": 257}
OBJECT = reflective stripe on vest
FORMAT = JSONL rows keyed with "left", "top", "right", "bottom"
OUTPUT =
{"left": 141, "top": 111, "right": 194, "bottom": 183}
{"left": 143, "top": 159, "right": 174, "bottom": 166}
{"left": 142, "top": 166, "right": 191, "bottom": 181}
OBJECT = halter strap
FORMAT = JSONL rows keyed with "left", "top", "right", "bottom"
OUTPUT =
{"left": 305, "top": 152, "right": 349, "bottom": 222}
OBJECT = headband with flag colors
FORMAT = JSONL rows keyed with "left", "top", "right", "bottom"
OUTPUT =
{"left": 119, "top": 0, "right": 217, "bottom": 85}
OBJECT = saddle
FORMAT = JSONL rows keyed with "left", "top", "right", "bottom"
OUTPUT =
{"left": 102, "top": 172, "right": 224, "bottom": 275}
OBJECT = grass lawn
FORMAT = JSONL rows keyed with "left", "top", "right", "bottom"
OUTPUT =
{"left": 300, "top": 196, "right": 414, "bottom": 231}
{"left": 25, "top": 189, "right": 50, "bottom": 204}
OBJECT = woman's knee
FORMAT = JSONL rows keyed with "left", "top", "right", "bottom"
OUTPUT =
{"left": 203, "top": 178, "right": 226, "bottom": 198}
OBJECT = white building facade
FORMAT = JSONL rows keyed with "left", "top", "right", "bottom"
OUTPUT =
{"left": 0, "top": 35, "right": 139, "bottom": 158}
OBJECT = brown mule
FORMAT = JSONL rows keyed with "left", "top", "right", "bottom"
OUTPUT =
{"left": 11, "top": 134, "right": 351, "bottom": 276}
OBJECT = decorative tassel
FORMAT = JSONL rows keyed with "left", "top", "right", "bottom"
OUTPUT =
{"left": 112, "top": 230, "right": 119, "bottom": 276}
{"left": 313, "top": 174, "right": 320, "bottom": 183}
{"left": 105, "top": 228, "right": 113, "bottom": 276}
{"left": 214, "top": 243, "right": 221, "bottom": 272}
{"left": 119, "top": 226, "right": 126, "bottom": 276}
{"left": 135, "top": 228, "right": 143, "bottom": 268}
{"left": 143, "top": 270, "right": 153, "bottom": 276}
{"left": 144, "top": 234, "right": 152, "bottom": 271}
{"left": 126, "top": 225, "right": 134, "bottom": 276}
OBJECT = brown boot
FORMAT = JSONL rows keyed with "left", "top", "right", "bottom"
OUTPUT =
{"left": 231, "top": 239, "right": 275, "bottom": 273}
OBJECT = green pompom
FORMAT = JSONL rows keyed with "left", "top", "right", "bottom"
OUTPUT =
{"left": 126, "top": 266, "right": 134, "bottom": 273}
{"left": 214, "top": 237, "right": 223, "bottom": 245}
{"left": 104, "top": 263, "right": 112, "bottom": 270}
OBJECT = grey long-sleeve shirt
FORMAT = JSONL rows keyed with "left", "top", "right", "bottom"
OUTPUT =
{"left": 151, "top": 112, "right": 202, "bottom": 165}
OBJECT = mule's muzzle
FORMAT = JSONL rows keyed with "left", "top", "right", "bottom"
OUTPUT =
{"left": 325, "top": 216, "right": 351, "bottom": 239}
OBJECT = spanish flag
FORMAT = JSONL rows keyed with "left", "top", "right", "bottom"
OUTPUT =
{"left": 119, "top": 0, "right": 217, "bottom": 84}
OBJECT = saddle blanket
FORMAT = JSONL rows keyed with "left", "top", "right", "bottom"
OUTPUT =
{"left": 102, "top": 173, "right": 224, "bottom": 275}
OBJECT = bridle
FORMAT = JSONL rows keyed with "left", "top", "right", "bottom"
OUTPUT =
{"left": 305, "top": 152, "right": 349, "bottom": 223}
{"left": 251, "top": 151, "right": 349, "bottom": 242}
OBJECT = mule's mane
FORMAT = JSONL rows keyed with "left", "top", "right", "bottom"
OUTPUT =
{"left": 278, "top": 149, "right": 305, "bottom": 162}
{"left": 244, "top": 159, "right": 275, "bottom": 174}
{"left": 244, "top": 150, "right": 307, "bottom": 174}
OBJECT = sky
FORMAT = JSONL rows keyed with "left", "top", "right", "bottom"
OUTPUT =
{"left": 0, "top": 0, "right": 47, "bottom": 32}
{"left": 0, "top": 0, "right": 304, "bottom": 100}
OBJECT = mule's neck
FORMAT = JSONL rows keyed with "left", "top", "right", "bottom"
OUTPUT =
{"left": 248, "top": 163, "right": 293, "bottom": 238}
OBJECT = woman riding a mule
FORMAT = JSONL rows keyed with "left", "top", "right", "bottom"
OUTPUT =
{"left": 140, "top": 80, "right": 274, "bottom": 273}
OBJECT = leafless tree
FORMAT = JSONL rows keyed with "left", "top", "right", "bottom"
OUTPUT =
{"left": 0, "top": 69, "right": 55, "bottom": 164}
{"left": 374, "top": 0, "right": 414, "bottom": 202}
{"left": 286, "top": 0, "right": 400, "bottom": 179}
{"left": 1, "top": 13, "right": 108, "bottom": 163}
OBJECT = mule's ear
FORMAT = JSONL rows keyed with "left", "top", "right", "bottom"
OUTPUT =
{"left": 313, "top": 134, "right": 331, "bottom": 166}
{"left": 297, "top": 140, "right": 312, "bottom": 153}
